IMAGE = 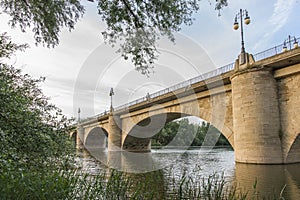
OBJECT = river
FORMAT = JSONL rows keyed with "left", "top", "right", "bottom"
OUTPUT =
{"left": 76, "top": 147, "right": 300, "bottom": 199}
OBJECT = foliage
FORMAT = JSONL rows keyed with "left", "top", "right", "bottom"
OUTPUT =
{"left": 0, "top": 0, "right": 84, "bottom": 47}
{"left": 0, "top": 64, "right": 74, "bottom": 170}
{"left": 0, "top": 33, "right": 77, "bottom": 199}
{"left": 0, "top": 170, "right": 79, "bottom": 200}
{"left": 97, "top": 0, "right": 228, "bottom": 75}
{"left": 0, "top": 32, "right": 28, "bottom": 59}
{"left": 0, "top": 0, "right": 228, "bottom": 75}
{"left": 152, "top": 120, "right": 180, "bottom": 146}
{"left": 0, "top": 35, "right": 74, "bottom": 172}
{"left": 152, "top": 118, "right": 231, "bottom": 147}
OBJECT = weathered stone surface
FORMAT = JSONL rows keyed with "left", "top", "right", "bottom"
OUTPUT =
{"left": 231, "top": 68, "right": 283, "bottom": 164}
{"left": 277, "top": 66, "right": 300, "bottom": 163}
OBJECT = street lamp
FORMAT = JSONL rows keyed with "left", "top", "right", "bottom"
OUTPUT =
{"left": 283, "top": 35, "right": 298, "bottom": 52}
{"left": 233, "top": 9, "right": 251, "bottom": 64}
{"left": 109, "top": 88, "right": 114, "bottom": 112}
{"left": 78, "top": 107, "right": 81, "bottom": 122}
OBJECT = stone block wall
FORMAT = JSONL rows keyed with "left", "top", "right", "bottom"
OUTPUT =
{"left": 231, "top": 68, "right": 283, "bottom": 164}
{"left": 277, "top": 71, "right": 300, "bottom": 163}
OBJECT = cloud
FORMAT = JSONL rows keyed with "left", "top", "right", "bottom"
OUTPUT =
{"left": 253, "top": 0, "right": 296, "bottom": 51}
{"left": 269, "top": 0, "right": 296, "bottom": 33}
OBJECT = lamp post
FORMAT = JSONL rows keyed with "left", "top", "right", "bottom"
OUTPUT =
{"left": 283, "top": 35, "right": 299, "bottom": 52}
{"left": 233, "top": 9, "right": 251, "bottom": 64}
{"left": 109, "top": 88, "right": 114, "bottom": 112}
{"left": 78, "top": 107, "right": 81, "bottom": 123}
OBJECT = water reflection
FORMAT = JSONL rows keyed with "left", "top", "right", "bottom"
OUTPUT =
{"left": 286, "top": 164, "right": 300, "bottom": 199}
{"left": 77, "top": 148, "right": 300, "bottom": 199}
{"left": 234, "top": 163, "right": 300, "bottom": 199}
{"left": 124, "top": 170, "right": 166, "bottom": 199}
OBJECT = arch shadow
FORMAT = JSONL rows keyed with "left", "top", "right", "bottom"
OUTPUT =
{"left": 286, "top": 133, "right": 300, "bottom": 163}
{"left": 85, "top": 127, "right": 108, "bottom": 152}
{"left": 70, "top": 130, "right": 77, "bottom": 148}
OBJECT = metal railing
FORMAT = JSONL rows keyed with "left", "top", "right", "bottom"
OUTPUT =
{"left": 115, "top": 62, "right": 235, "bottom": 111}
{"left": 253, "top": 36, "right": 300, "bottom": 61}
{"left": 80, "top": 38, "right": 299, "bottom": 122}
{"left": 79, "top": 111, "right": 108, "bottom": 123}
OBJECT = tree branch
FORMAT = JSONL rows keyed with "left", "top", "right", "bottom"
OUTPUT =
{"left": 120, "top": 0, "right": 142, "bottom": 28}
{"left": 22, "top": 0, "right": 29, "bottom": 6}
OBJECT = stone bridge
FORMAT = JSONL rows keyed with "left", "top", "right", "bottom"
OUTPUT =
{"left": 72, "top": 47, "right": 300, "bottom": 165}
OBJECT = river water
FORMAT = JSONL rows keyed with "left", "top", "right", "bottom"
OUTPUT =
{"left": 77, "top": 147, "right": 300, "bottom": 199}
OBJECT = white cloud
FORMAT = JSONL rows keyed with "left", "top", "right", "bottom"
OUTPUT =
{"left": 269, "top": 0, "right": 296, "bottom": 33}
{"left": 253, "top": 0, "right": 296, "bottom": 51}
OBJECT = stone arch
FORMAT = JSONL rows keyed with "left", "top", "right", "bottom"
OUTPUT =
{"left": 122, "top": 110, "right": 234, "bottom": 152}
{"left": 286, "top": 134, "right": 300, "bottom": 163}
{"left": 84, "top": 127, "right": 108, "bottom": 151}
{"left": 70, "top": 130, "right": 77, "bottom": 148}
{"left": 122, "top": 112, "right": 187, "bottom": 151}
{"left": 70, "top": 130, "right": 77, "bottom": 138}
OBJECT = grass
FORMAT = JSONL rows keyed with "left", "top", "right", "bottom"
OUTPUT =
{"left": 0, "top": 161, "right": 286, "bottom": 200}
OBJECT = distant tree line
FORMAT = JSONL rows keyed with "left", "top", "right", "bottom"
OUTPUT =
{"left": 151, "top": 118, "right": 230, "bottom": 147}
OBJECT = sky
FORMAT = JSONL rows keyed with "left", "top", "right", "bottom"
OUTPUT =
{"left": 0, "top": 0, "right": 299, "bottom": 120}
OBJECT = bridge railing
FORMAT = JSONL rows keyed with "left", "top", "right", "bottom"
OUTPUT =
{"left": 81, "top": 37, "right": 299, "bottom": 122}
{"left": 114, "top": 62, "right": 235, "bottom": 111}
{"left": 79, "top": 111, "right": 108, "bottom": 123}
{"left": 253, "top": 36, "right": 300, "bottom": 61}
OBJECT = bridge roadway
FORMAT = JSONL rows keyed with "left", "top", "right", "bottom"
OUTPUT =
{"left": 73, "top": 43, "right": 300, "bottom": 165}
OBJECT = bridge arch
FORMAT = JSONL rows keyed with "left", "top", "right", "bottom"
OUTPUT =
{"left": 84, "top": 127, "right": 108, "bottom": 151}
{"left": 286, "top": 133, "right": 300, "bottom": 163}
{"left": 122, "top": 110, "right": 234, "bottom": 152}
{"left": 70, "top": 130, "right": 77, "bottom": 148}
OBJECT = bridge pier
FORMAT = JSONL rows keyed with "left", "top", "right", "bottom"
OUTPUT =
{"left": 231, "top": 53, "right": 283, "bottom": 164}
{"left": 76, "top": 126, "right": 84, "bottom": 150}
{"left": 107, "top": 113, "right": 122, "bottom": 169}
{"left": 108, "top": 113, "right": 122, "bottom": 151}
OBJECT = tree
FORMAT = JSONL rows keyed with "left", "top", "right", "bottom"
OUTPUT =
{"left": 98, "top": 0, "right": 228, "bottom": 75}
{"left": 191, "top": 121, "right": 209, "bottom": 146}
{"left": 152, "top": 121, "right": 179, "bottom": 146}
{"left": 0, "top": 0, "right": 228, "bottom": 75}
{"left": 152, "top": 119, "right": 230, "bottom": 147}
{"left": 0, "top": 35, "right": 73, "bottom": 171}
{"left": 0, "top": 0, "right": 84, "bottom": 47}
{"left": 0, "top": 31, "right": 84, "bottom": 200}
{"left": 0, "top": 32, "right": 28, "bottom": 58}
